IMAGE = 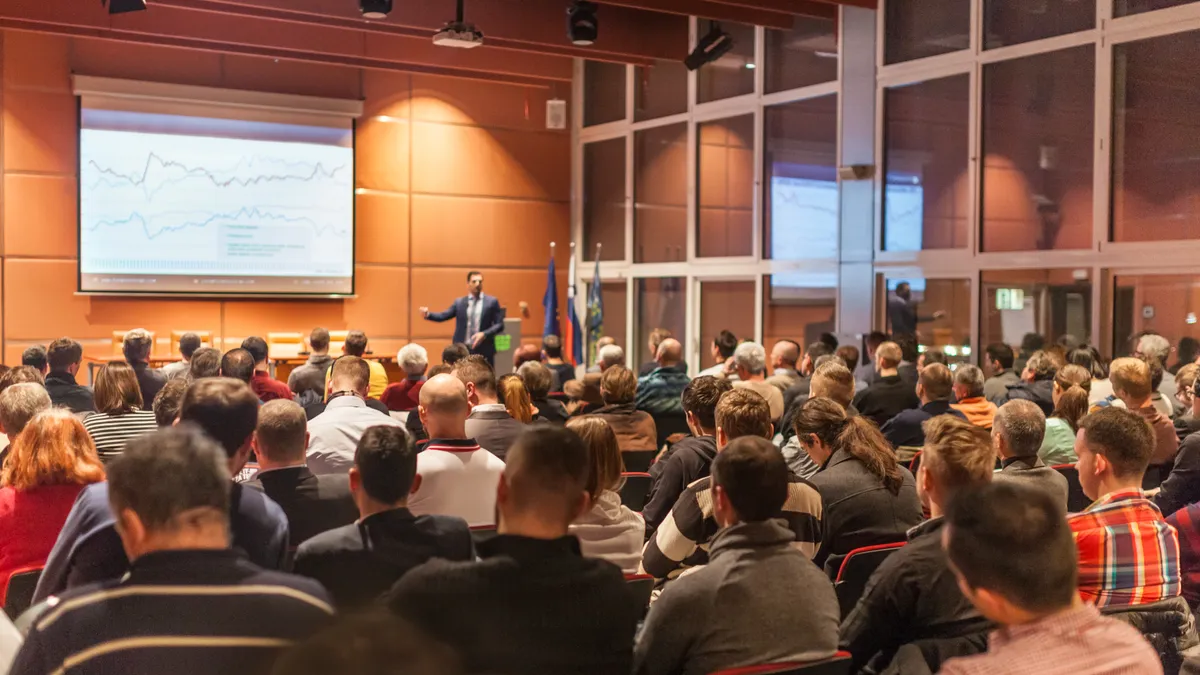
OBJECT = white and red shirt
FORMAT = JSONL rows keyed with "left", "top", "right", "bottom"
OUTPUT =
{"left": 408, "top": 438, "right": 505, "bottom": 527}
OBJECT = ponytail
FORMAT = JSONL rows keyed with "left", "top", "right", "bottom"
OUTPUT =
{"left": 835, "top": 416, "right": 905, "bottom": 495}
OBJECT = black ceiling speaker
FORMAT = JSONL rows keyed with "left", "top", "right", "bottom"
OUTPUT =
{"left": 685, "top": 23, "right": 734, "bottom": 71}
{"left": 360, "top": 0, "right": 393, "bottom": 20}
{"left": 105, "top": 0, "right": 148, "bottom": 14}
{"left": 567, "top": 1, "right": 598, "bottom": 46}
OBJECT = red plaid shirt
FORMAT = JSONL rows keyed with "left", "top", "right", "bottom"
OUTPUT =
{"left": 1165, "top": 503, "right": 1200, "bottom": 608}
{"left": 1068, "top": 489, "right": 1180, "bottom": 608}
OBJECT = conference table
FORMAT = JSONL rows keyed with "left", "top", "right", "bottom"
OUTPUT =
{"left": 85, "top": 354, "right": 400, "bottom": 385}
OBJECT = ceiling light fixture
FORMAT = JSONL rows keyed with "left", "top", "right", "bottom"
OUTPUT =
{"left": 104, "top": 0, "right": 147, "bottom": 14}
{"left": 567, "top": 1, "right": 598, "bottom": 47}
{"left": 433, "top": 0, "right": 484, "bottom": 49}
{"left": 685, "top": 23, "right": 734, "bottom": 71}
{"left": 360, "top": 0, "right": 392, "bottom": 20}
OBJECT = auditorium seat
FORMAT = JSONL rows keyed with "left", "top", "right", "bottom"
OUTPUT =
{"left": 619, "top": 472, "right": 652, "bottom": 511}
{"left": 469, "top": 524, "right": 498, "bottom": 547}
{"left": 624, "top": 573, "right": 654, "bottom": 617}
{"left": 327, "top": 330, "right": 349, "bottom": 355}
{"left": 2, "top": 566, "right": 43, "bottom": 620}
{"left": 908, "top": 451, "right": 922, "bottom": 476}
{"left": 1052, "top": 464, "right": 1091, "bottom": 513}
{"left": 622, "top": 449, "right": 657, "bottom": 474}
{"left": 708, "top": 651, "right": 853, "bottom": 675}
{"left": 267, "top": 332, "right": 305, "bottom": 360}
{"left": 831, "top": 542, "right": 906, "bottom": 618}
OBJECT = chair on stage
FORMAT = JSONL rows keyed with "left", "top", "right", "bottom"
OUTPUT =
{"left": 328, "top": 330, "right": 350, "bottom": 355}
{"left": 268, "top": 333, "right": 305, "bottom": 360}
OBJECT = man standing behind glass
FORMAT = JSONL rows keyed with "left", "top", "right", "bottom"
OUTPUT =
{"left": 888, "top": 282, "right": 944, "bottom": 339}
{"left": 420, "top": 271, "right": 506, "bottom": 366}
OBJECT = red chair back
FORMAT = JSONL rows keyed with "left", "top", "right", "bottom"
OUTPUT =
{"left": 1052, "top": 463, "right": 1090, "bottom": 513}
{"left": 622, "top": 450, "right": 657, "bottom": 473}
{"left": 908, "top": 451, "right": 922, "bottom": 475}
{"left": 832, "top": 542, "right": 906, "bottom": 618}
{"left": 708, "top": 651, "right": 853, "bottom": 675}
{"left": 625, "top": 573, "right": 654, "bottom": 617}
{"left": 619, "top": 472, "right": 653, "bottom": 511}
{"left": 2, "top": 566, "right": 43, "bottom": 620}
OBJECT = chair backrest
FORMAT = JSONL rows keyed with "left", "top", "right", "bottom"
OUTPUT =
{"left": 1052, "top": 464, "right": 1090, "bottom": 513}
{"left": 619, "top": 472, "right": 653, "bottom": 511}
{"left": 469, "top": 524, "right": 498, "bottom": 547}
{"left": 832, "top": 542, "right": 906, "bottom": 618}
{"left": 625, "top": 574, "right": 654, "bottom": 618}
{"left": 908, "top": 451, "right": 922, "bottom": 475}
{"left": 708, "top": 652, "right": 853, "bottom": 675}
{"left": 622, "top": 449, "right": 657, "bottom": 474}
{"left": 2, "top": 567, "right": 43, "bottom": 620}
{"left": 267, "top": 332, "right": 305, "bottom": 360}
{"left": 653, "top": 412, "right": 690, "bottom": 451}
{"left": 328, "top": 330, "right": 350, "bottom": 355}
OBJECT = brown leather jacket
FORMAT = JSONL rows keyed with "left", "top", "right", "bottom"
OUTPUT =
{"left": 591, "top": 403, "right": 658, "bottom": 452}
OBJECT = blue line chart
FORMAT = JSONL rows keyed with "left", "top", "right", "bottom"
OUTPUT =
{"left": 85, "top": 206, "right": 350, "bottom": 241}
{"left": 83, "top": 153, "right": 348, "bottom": 202}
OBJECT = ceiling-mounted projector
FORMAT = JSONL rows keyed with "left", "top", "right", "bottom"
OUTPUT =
{"left": 433, "top": 22, "right": 484, "bottom": 48}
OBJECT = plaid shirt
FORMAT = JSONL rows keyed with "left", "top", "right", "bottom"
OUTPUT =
{"left": 1067, "top": 489, "right": 1180, "bottom": 608}
{"left": 938, "top": 603, "right": 1161, "bottom": 675}
{"left": 1165, "top": 503, "right": 1200, "bottom": 608}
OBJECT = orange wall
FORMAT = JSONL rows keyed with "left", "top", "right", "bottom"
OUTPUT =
{"left": 0, "top": 30, "right": 570, "bottom": 367}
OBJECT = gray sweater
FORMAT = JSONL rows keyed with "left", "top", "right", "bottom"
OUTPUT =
{"left": 633, "top": 520, "right": 840, "bottom": 675}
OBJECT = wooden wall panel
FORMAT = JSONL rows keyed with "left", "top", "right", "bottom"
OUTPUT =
{"left": 356, "top": 118, "right": 411, "bottom": 193}
{"left": 344, "top": 265, "right": 409, "bottom": 338}
{"left": 410, "top": 123, "right": 570, "bottom": 201}
{"left": 410, "top": 74, "right": 563, "bottom": 132}
{"left": 3, "top": 32, "right": 70, "bottom": 92}
{"left": 219, "top": 55, "right": 361, "bottom": 99}
{"left": 3, "top": 174, "right": 76, "bottom": 258}
{"left": 70, "top": 39, "right": 226, "bottom": 86}
{"left": 3, "top": 90, "right": 76, "bottom": 174}
{"left": 410, "top": 196, "right": 569, "bottom": 267}
{"left": 356, "top": 191, "right": 410, "bottom": 265}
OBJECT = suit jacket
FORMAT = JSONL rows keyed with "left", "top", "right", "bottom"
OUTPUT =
{"left": 881, "top": 400, "right": 967, "bottom": 449}
{"left": 293, "top": 507, "right": 473, "bottom": 610}
{"left": 465, "top": 407, "right": 526, "bottom": 462}
{"left": 533, "top": 397, "right": 570, "bottom": 424}
{"left": 993, "top": 456, "right": 1070, "bottom": 511}
{"left": 130, "top": 360, "right": 167, "bottom": 408}
{"left": 43, "top": 371, "right": 95, "bottom": 414}
{"left": 245, "top": 466, "right": 358, "bottom": 546}
{"left": 426, "top": 294, "right": 506, "bottom": 361}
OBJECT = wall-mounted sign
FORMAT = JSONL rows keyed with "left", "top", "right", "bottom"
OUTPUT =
{"left": 996, "top": 288, "right": 1025, "bottom": 311}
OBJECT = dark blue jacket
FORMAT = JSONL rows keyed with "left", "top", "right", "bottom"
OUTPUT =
{"left": 426, "top": 293, "right": 506, "bottom": 362}
{"left": 881, "top": 400, "right": 968, "bottom": 449}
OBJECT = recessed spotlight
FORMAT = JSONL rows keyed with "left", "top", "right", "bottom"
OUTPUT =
{"left": 567, "top": 1, "right": 598, "bottom": 46}
{"left": 685, "top": 23, "right": 734, "bottom": 71}
{"left": 360, "top": 0, "right": 392, "bottom": 20}
{"left": 745, "top": 63, "right": 756, "bottom": 70}
{"left": 104, "top": 0, "right": 147, "bottom": 14}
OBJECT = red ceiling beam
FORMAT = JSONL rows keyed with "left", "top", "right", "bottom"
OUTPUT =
{"left": 592, "top": 0, "right": 797, "bottom": 29}
{"left": 706, "top": 0, "right": 837, "bottom": 20}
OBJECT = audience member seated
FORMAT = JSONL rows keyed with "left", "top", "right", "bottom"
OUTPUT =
{"left": 917, "top": 348, "right": 948, "bottom": 374}
{"left": 188, "top": 346, "right": 221, "bottom": 380}
{"left": 991, "top": 400, "right": 1069, "bottom": 508}
{"left": 1175, "top": 365, "right": 1200, "bottom": 441}
{"left": 512, "top": 343, "right": 543, "bottom": 372}
{"left": 895, "top": 335, "right": 921, "bottom": 386}
{"left": 731, "top": 341, "right": 785, "bottom": 421}
{"left": 766, "top": 339, "right": 802, "bottom": 391}
{"left": 1146, "top": 357, "right": 1178, "bottom": 420}
{"left": 21, "top": 345, "right": 48, "bottom": 376}
{"left": 542, "top": 334, "right": 576, "bottom": 390}
{"left": 635, "top": 338, "right": 690, "bottom": 416}
{"left": 11, "top": 425, "right": 332, "bottom": 675}
{"left": 983, "top": 342, "right": 1020, "bottom": 406}
{"left": 567, "top": 417, "right": 645, "bottom": 573}
{"left": 35, "top": 377, "right": 290, "bottom": 601}
{"left": 855, "top": 332, "right": 887, "bottom": 385}
{"left": 635, "top": 436, "right": 839, "bottom": 675}
{"left": 220, "top": 347, "right": 255, "bottom": 384}
{"left": 951, "top": 365, "right": 997, "bottom": 431}
{"left": 498, "top": 374, "right": 535, "bottom": 424}
{"left": 697, "top": 330, "right": 737, "bottom": 379}
{"left": 1040, "top": 364, "right": 1091, "bottom": 465}
{"left": 246, "top": 400, "right": 357, "bottom": 545}
{"left": 273, "top": 612, "right": 465, "bottom": 675}
{"left": 586, "top": 336, "right": 616, "bottom": 374}
{"left": 0, "top": 366, "right": 43, "bottom": 393}
{"left": 882, "top": 363, "right": 967, "bottom": 448}
{"left": 780, "top": 361, "right": 857, "bottom": 479}
{"left": 640, "top": 328, "right": 674, "bottom": 377}
{"left": 793, "top": 397, "right": 923, "bottom": 569}
{"left": 1158, "top": 416, "right": 1200, "bottom": 520}
{"left": 519, "top": 361, "right": 569, "bottom": 424}
{"left": 783, "top": 341, "right": 833, "bottom": 412}
{"left": 643, "top": 376, "right": 732, "bottom": 538}
{"left": 841, "top": 416, "right": 994, "bottom": 673}
{"left": 324, "top": 330, "right": 388, "bottom": 399}
{"left": 565, "top": 343, "right": 624, "bottom": 415}
{"left": 852, "top": 341, "right": 921, "bottom": 428}
{"left": 407, "top": 374, "right": 506, "bottom": 526}
{"left": 940, "top": 483, "right": 1160, "bottom": 675}
{"left": 641, "top": 390, "right": 821, "bottom": 581}
{"left": 1013, "top": 333, "right": 1045, "bottom": 375}
{"left": 0, "top": 410, "right": 105, "bottom": 599}
{"left": 0, "top": 383, "right": 51, "bottom": 463}
{"left": 122, "top": 327, "right": 166, "bottom": 405}
{"left": 381, "top": 343, "right": 428, "bottom": 412}
{"left": 288, "top": 327, "right": 334, "bottom": 407}
{"left": 1108, "top": 357, "right": 1179, "bottom": 467}
{"left": 152, "top": 378, "right": 189, "bottom": 427}
{"left": 82, "top": 362, "right": 160, "bottom": 460}
{"left": 294, "top": 425, "right": 472, "bottom": 610}
{"left": 592, "top": 366, "right": 658, "bottom": 452}
{"left": 389, "top": 426, "right": 639, "bottom": 674}
{"left": 159, "top": 331, "right": 201, "bottom": 381}
{"left": 1005, "top": 350, "right": 1057, "bottom": 415}
{"left": 1137, "top": 333, "right": 1178, "bottom": 407}
{"left": 1070, "top": 407, "right": 1180, "bottom": 607}
{"left": 307, "top": 356, "right": 403, "bottom": 475}
{"left": 456, "top": 356, "right": 525, "bottom": 461}
{"left": 43, "top": 338, "right": 95, "bottom": 414}
{"left": 241, "top": 336, "right": 292, "bottom": 402}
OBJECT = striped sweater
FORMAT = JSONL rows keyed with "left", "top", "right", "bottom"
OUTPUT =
{"left": 82, "top": 410, "right": 159, "bottom": 459}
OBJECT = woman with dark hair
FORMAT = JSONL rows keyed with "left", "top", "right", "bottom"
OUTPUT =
{"left": 82, "top": 361, "right": 159, "bottom": 460}
{"left": 1039, "top": 364, "right": 1091, "bottom": 465}
{"left": 792, "top": 398, "right": 922, "bottom": 569}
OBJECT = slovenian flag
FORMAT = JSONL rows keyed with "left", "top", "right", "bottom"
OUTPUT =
{"left": 565, "top": 252, "right": 584, "bottom": 366}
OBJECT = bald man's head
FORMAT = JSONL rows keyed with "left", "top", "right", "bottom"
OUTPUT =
{"left": 418, "top": 373, "right": 470, "bottom": 439}
{"left": 656, "top": 338, "right": 683, "bottom": 367}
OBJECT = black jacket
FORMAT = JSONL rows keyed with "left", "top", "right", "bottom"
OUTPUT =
{"left": 1004, "top": 378, "right": 1055, "bottom": 415}
{"left": 388, "top": 535, "right": 640, "bottom": 675}
{"left": 881, "top": 401, "right": 967, "bottom": 449}
{"left": 293, "top": 507, "right": 473, "bottom": 610}
{"left": 852, "top": 375, "right": 921, "bottom": 429}
{"left": 245, "top": 466, "right": 358, "bottom": 546}
{"left": 1176, "top": 414, "right": 1200, "bottom": 444}
{"left": 44, "top": 371, "right": 95, "bottom": 414}
{"left": 642, "top": 435, "right": 717, "bottom": 539}
{"left": 1155, "top": 430, "right": 1200, "bottom": 518}
{"left": 840, "top": 518, "right": 992, "bottom": 673}
{"left": 533, "top": 397, "right": 570, "bottom": 425}
{"left": 130, "top": 360, "right": 167, "bottom": 408}
{"left": 809, "top": 448, "right": 923, "bottom": 570}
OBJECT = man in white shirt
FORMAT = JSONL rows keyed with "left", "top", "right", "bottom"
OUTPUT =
{"left": 408, "top": 373, "right": 506, "bottom": 526}
{"left": 731, "top": 341, "right": 785, "bottom": 422}
{"left": 306, "top": 356, "right": 402, "bottom": 475}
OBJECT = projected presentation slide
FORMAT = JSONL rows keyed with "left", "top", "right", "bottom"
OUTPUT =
{"left": 79, "top": 109, "right": 354, "bottom": 295}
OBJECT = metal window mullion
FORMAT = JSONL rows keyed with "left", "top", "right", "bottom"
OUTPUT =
{"left": 1094, "top": 34, "right": 1114, "bottom": 253}
{"left": 686, "top": 116, "right": 698, "bottom": 264}
{"left": 967, "top": 60, "right": 982, "bottom": 257}
{"left": 625, "top": 132, "right": 635, "bottom": 265}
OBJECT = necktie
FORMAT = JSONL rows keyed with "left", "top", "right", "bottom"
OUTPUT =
{"left": 468, "top": 297, "right": 478, "bottom": 336}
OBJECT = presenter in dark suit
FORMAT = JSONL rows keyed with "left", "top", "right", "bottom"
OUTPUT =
{"left": 420, "top": 271, "right": 506, "bottom": 366}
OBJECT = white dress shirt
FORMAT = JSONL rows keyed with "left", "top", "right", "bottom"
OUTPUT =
{"left": 408, "top": 439, "right": 505, "bottom": 527}
{"left": 306, "top": 395, "right": 403, "bottom": 475}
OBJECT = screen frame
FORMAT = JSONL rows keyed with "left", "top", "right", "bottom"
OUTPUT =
{"left": 74, "top": 98, "right": 358, "bottom": 299}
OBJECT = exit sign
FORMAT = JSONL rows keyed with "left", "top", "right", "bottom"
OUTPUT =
{"left": 996, "top": 288, "right": 1025, "bottom": 311}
